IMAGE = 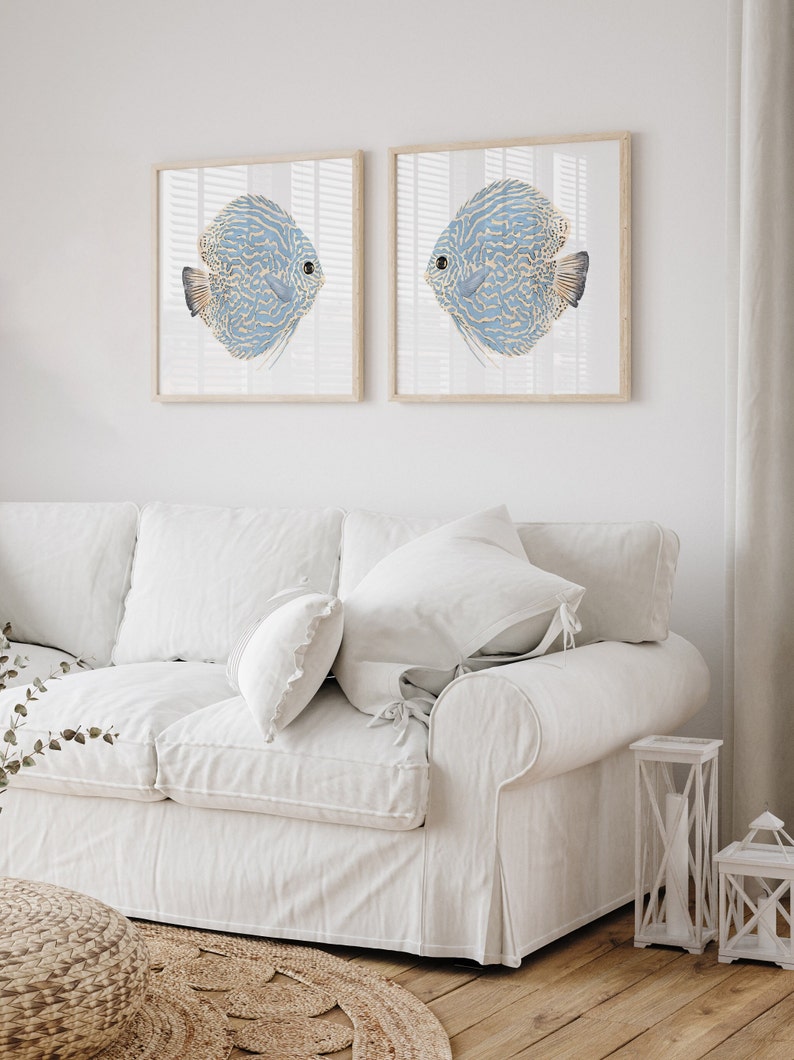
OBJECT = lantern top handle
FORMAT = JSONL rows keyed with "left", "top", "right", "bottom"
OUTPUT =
{"left": 739, "top": 809, "right": 794, "bottom": 860}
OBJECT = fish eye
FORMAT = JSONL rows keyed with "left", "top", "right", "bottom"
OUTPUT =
{"left": 303, "top": 261, "right": 315, "bottom": 275}
{"left": 435, "top": 255, "right": 448, "bottom": 270}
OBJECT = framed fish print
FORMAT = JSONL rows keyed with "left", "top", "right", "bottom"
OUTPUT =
{"left": 153, "top": 150, "right": 363, "bottom": 401}
{"left": 389, "top": 132, "right": 630, "bottom": 402}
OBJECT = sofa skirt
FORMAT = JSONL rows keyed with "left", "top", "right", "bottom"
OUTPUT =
{"left": 0, "top": 746, "right": 636, "bottom": 966}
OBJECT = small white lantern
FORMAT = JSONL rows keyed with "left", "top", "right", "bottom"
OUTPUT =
{"left": 715, "top": 810, "right": 794, "bottom": 970}
{"left": 630, "top": 735, "right": 722, "bottom": 953}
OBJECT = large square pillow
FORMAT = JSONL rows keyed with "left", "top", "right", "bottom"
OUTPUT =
{"left": 333, "top": 506, "right": 584, "bottom": 739}
{"left": 112, "top": 504, "right": 344, "bottom": 665}
{"left": 227, "top": 587, "right": 344, "bottom": 742}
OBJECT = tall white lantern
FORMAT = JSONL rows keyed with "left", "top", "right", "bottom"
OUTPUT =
{"left": 715, "top": 810, "right": 794, "bottom": 970}
{"left": 631, "top": 735, "right": 722, "bottom": 954}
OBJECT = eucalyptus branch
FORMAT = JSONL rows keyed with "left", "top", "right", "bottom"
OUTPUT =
{"left": 0, "top": 624, "right": 118, "bottom": 813}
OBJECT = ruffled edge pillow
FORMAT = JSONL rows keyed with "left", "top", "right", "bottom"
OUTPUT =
{"left": 333, "top": 505, "right": 585, "bottom": 740}
{"left": 227, "top": 586, "right": 344, "bottom": 743}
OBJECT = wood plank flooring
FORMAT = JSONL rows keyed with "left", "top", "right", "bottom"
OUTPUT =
{"left": 335, "top": 903, "right": 794, "bottom": 1059}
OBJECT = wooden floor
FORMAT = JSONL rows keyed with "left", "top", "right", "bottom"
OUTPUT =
{"left": 337, "top": 902, "right": 794, "bottom": 1059}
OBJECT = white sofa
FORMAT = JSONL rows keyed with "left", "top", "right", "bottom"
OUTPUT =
{"left": 0, "top": 501, "right": 709, "bottom": 967}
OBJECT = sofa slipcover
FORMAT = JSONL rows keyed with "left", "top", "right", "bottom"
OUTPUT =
{"left": 0, "top": 500, "right": 712, "bottom": 967}
{"left": 155, "top": 681, "right": 429, "bottom": 831}
{"left": 0, "top": 635, "right": 709, "bottom": 966}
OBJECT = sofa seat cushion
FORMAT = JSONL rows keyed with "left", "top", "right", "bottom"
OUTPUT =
{"left": 1, "top": 662, "right": 233, "bottom": 801}
{"left": 155, "top": 681, "right": 429, "bottom": 831}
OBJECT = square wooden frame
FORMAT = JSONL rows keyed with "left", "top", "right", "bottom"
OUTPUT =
{"left": 151, "top": 153, "right": 362, "bottom": 404}
{"left": 387, "top": 129, "right": 627, "bottom": 400}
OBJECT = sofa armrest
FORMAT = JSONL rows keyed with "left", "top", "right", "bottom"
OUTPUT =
{"left": 429, "top": 632, "right": 710, "bottom": 788}
{"left": 419, "top": 634, "right": 710, "bottom": 964}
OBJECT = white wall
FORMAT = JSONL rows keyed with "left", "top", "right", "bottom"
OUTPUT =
{"left": 1, "top": 0, "right": 727, "bottom": 738}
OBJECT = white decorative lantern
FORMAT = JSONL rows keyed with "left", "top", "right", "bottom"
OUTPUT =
{"left": 630, "top": 735, "right": 722, "bottom": 954}
{"left": 715, "top": 810, "right": 794, "bottom": 970}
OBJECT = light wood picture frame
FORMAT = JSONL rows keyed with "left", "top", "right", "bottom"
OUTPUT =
{"left": 389, "top": 132, "right": 630, "bottom": 402}
{"left": 153, "top": 150, "right": 363, "bottom": 402}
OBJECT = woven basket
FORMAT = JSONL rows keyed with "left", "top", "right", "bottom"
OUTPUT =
{"left": 0, "top": 876, "right": 149, "bottom": 1060}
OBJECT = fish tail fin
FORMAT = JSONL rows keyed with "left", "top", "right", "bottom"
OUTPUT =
{"left": 554, "top": 250, "right": 589, "bottom": 308}
{"left": 182, "top": 266, "right": 211, "bottom": 317}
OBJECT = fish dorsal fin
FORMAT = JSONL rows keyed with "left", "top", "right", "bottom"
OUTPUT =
{"left": 554, "top": 251, "right": 590, "bottom": 307}
{"left": 182, "top": 267, "right": 211, "bottom": 317}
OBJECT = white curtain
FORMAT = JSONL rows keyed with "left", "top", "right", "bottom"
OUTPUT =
{"left": 726, "top": 0, "right": 794, "bottom": 839}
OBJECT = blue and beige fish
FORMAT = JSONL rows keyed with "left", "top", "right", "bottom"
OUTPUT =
{"left": 424, "top": 179, "right": 589, "bottom": 363}
{"left": 182, "top": 194, "right": 324, "bottom": 364}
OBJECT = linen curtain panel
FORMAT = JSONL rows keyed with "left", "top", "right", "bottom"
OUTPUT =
{"left": 727, "top": 0, "right": 794, "bottom": 838}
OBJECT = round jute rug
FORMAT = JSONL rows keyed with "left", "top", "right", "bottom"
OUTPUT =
{"left": 95, "top": 922, "right": 452, "bottom": 1060}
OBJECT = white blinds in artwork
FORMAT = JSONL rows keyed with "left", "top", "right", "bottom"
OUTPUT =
{"left": 395, "top": 143, "right": 617, "bottom": 397}
{"left": 158, "top": 160, "right": 354, "bottom": 397}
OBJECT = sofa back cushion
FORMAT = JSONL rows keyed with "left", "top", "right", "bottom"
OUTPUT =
{"left": 0, "top": 502, "right": 138, "bottom": 666}
{"left": 112, "top": 504, "right": 344, "bottom": 664}
{"left": 339, "top": 510, "right": 679, "bottom": 645}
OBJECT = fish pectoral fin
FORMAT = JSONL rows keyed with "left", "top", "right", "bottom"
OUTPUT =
{"left": 459, "top": 266, "right": 490, "bottom": 299}
{"left": 553, "top": 251, "right": 590, "bottom": 308}
{"left": 182, "top": 267, "right": 212, "bottom": 317}
{"left": 264, "top": 272, "right": 294, "bottom": 302}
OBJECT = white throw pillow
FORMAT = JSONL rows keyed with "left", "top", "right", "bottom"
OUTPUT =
{"left": 227, "top": 587, "right": 344, "bottom": 743}
{"left": 339, "top": 510, "right": 679, "bottom": 647}
{"left": 333, "top": 506, "right": 585, "bottom": 739}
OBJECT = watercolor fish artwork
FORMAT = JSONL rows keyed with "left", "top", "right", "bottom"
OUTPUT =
{"left": 424, "top": 179, "right": 589, "bottom": 364}
{"left": 182, "top": 194, "right": 324, "bottom": 365}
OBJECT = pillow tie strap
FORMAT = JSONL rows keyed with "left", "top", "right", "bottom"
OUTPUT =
{"left": 559, "top": 600, "right": 582, "bottom": 655}
{"left": 521, "top": 594, "right": 582, "bottom": 662}
{"left": 367, "top": 700, "right": 432, "bottom": 745}
{"left": 454, "top": 660, "right": 472, "bottom": 679}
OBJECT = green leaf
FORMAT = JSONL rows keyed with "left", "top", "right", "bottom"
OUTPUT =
{"left": 13, "top": 704, "right": 27, "bottom": 716}
{"left": 33, "top": 739, "right": 43, "bottom": 753}
{"left": 59, "top": 661, "right": 70, "bottom": 673}
{"left": 74, "top": 732, "right": 86, "bottom": 745}
{"left": 48, "top": 739, "right": 61, "bottom": 751}
{"left": 102, "top": 733, "right": 115, "bottom": 744}
{"left": 3, "top": 730, "right": 16, "bottom": 745}
{"left": 33, "top": 677, "right": 45, "bottom": 691}
{"left": 62, "top": 729, "right": 76, "bottom": 741}
{"left": 6, "top": 761, "right": 20, "bottom": 775}
{"left": 7, "top": 670, "right": 18, "bottom": 679}
{"left": 21, "top": 756, "right": 35, "bottom": 767}
{"left": 88, "top": 727, "right": 102, "bottom": 739}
